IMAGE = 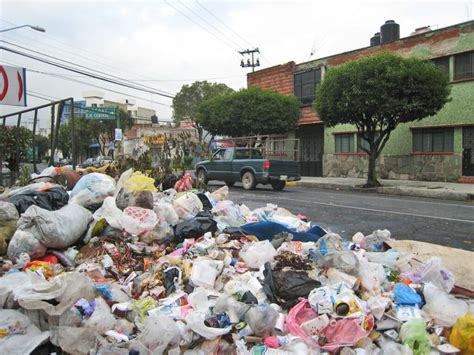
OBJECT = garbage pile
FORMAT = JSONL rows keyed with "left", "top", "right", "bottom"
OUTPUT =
{"left": 0, "top": 167, "right": 473, "bottom": 354}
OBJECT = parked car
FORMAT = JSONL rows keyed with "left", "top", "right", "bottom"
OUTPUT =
{"left": 195, "top": 147, "right": 301, "bottom": 191}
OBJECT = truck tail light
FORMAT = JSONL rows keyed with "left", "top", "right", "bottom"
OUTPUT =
{"left": 263, "top": 160, "right": 271, "bottom": 169}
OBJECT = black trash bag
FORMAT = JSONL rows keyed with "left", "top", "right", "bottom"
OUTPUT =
{"left": 173, "top": 212, "right": 217, "bottom": 243}
{"left": 162, "top": 174, "right": 178, "bottom": 191}
{"left": 9, "top": 186, "right": 69, "bottom": 215}
{"left": 262, "top": 266, "right": 321, "bottom": 309}
{"left": 241, "top": 291, "right": 258, "bottom": 305}
{"left": 274, "top": 270, "right": 321, "bottom": 309}
{"left": 164, "top": 267, "right": 181, "bottom": 295}
{"left": 197, "top": 193, "right": 213, "bottom": 211}
{"left": 128, "top": 191, "right": 154, "bottom": 210}
{"left": 261, "top": 262, "right": 277, "bottom": 304}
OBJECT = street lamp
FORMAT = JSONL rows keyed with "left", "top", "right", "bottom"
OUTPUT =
{"left": 0, "top": 25, "right": 46, "bottom": 33}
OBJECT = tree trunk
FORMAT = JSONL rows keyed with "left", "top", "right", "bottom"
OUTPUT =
{"left": 365, "top": 151, "right": 381, "bottom": 188}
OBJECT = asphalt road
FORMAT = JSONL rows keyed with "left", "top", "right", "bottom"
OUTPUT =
{"left": 213, "top": 182, "right": 474, "bottom": 252}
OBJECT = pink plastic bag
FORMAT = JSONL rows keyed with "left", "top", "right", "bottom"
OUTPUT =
{"left": 285, "top": 299, "right": 319, "bottom": 347}
{"left": 321, "top": 318, "right": 367, "bottom": 352}
{"left": 174, "top": 173, "right": 193, "bottom": 192}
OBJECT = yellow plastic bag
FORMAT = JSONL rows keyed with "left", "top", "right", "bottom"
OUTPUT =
{"left": 123, "top": 173, "right": 156, "bottom": 193}
{"left": 449, "top": 313, "right": 474, "bottom": 354}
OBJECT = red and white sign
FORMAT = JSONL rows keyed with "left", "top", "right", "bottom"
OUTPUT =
{"left": 0, "top": 64, "right": 27, "bottom": 107}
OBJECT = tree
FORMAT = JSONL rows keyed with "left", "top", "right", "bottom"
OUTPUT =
{"left": 34, "top": 135, "right": 49, "bottom": 160}
{"left": 172, "top": 81, "right": 234, "bottom": 140}
{"left": 314, "top": 52, "right": 450, "bottom": 187}
{"left": 0, "top": 126, "right": 32, "bottom": 170}
{"left": 197, "top": 87, "right": 300, "bottom": 137}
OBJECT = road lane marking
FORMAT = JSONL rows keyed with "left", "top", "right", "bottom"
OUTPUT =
{"left": 237, "top": 195, "right": 474, "bottom": 224}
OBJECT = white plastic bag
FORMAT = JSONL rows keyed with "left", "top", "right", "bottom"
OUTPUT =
{"left": 240, "top": 240, "right": 277, "bottom": 269}
{"left": 7, "top": 230, "right": 47, "bottom": 259}
{"left": 403, "top": 257, "right": 455, "bottom": 293}
{"left": 93, "top": 196, "right": 124, "bottom": 230}
{"left": 210, "top": 185, "right": 229, "bottom": 202}
{"left": 83, "top": 297, "right": 116, "bottom": 334}
{"left": 173, "top": 192, "right": 203, "bottom": 219}
{"left": 422, "top": 282, "right": 468, "bottom": 327}
{"left": 185, "top": 310, "right": 232, "bottom": 339}
{"left": 16, "top": 203, "right": 92, "bottom": 249}
{"left": 155, "top": 202, "right": 179, "bottom": 226}
{"left": 0, "top": 309, "right": 50, "bottom": 354}
{"left": 358, "top": 258, "right": 386, "bottom": 294}
{"left": 0, "top": 200, "right": 19, "bottom": 222}
{"left": 70, "top": 173, "right": 116, "bottom": 207}
{"left": 121, "top": 206, "right": 158, "bottom": 236}
{"left": 190, "top": 259, "right": 224, "bottom": 289}
{"left": 131, "top": 313, "right": 181, "bottom": 353}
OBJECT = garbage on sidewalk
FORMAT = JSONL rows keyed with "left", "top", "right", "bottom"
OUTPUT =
{"left": 0, "top": 168, "right": 473, "bottom": 354}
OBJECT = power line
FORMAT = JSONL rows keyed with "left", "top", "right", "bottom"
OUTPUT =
{"left": 0, "top": 40, "right": 174, "bottom": 97}
{"left": 176, "top": 0, "right": 243, "bottom": 50}
{"left": 163, "top": 0, "right": 238, "bottom": 53}
{"left": 195, "top": 0, "right": 254, "bottom": 49}
{"left": 0, "top": 45, "right": 175, "bottom": 99}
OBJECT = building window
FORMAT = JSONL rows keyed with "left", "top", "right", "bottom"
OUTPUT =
{"left": 454, "top": 51, "right": 474, "bottom": 80}
{"left": 357, "top": 133, "right": 379, "bottom": 153}
{"left": 335, "top": 134, "right": 354, "bottom": 153}
{"left": 294, "top": 68, "right": 321, "bottom": 105}
{"left": 91, "top": 103, "right": 97, "bottom": 107}
{"left": 432, "top": 56, "right": 450, "bottom": 80}
{"left": 413, "top": 128, "right": 454, "bottom": 153}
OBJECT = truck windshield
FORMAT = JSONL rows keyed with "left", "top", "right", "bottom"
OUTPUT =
{"left": 235, "top": 148, "right": 263, "bottom": 159}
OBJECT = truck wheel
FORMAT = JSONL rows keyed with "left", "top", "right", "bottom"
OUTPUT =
{"left": 270, "top": 180, "right": 286, "bottom": 191}
{"left": 196, "top": 169, "right": 208, "bottom": 185}
{"left": 241, "top": 171, "right": 256, "bottom": 190}
{"left": 225, "top": 181, "right": 235, "bottom": 187}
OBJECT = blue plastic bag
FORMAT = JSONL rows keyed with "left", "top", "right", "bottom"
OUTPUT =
{"left": 240, "top": 221, "right": 327, "bottom": 242}
{"left": 394, "top": 283, "right": 422, "bottom": 306}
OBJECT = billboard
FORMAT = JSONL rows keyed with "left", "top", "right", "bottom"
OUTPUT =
{"left": 0, "top": 64, "right": 27, "bottom": 107}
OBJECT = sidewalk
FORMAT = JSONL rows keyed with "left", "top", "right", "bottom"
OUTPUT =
{"left": 296, "top": 176, "right": 474, "bottom": 201}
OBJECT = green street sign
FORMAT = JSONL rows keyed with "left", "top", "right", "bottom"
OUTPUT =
{"left": 85, "top": 107, "right": 116, "bottom": 120}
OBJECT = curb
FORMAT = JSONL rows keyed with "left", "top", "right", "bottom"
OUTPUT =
{"left": 294, "top": 181, "right": 473, "bottom": 202}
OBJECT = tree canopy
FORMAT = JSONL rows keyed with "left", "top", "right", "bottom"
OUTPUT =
{"left": 0, "top": 126, "right": 32, "bottom": 169}
{"left": 197, "top": 87, "right": 301, "bottom": 137}
{"left": 314, "top": 52, "right": 450, "bottom": 187}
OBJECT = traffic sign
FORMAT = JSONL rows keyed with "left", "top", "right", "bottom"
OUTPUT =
{"left": 85, "top": 107, "right": 116, "bottom": 120}
{"left": 0, "top": 64, "right": 27, "bottom": 107}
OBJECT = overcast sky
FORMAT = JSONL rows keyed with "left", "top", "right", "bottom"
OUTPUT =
{"left": 1, "top": 0, "right": 473, "bottom": 128}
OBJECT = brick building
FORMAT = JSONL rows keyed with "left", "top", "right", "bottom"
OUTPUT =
{"left": 247, "top": 20, "right": 474, "bottom": 181}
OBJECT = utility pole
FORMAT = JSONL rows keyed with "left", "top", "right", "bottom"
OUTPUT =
{"left": 239, "top": 48, "right": 260, "bottom": 72}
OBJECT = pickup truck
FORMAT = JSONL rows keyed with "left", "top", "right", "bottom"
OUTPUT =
{"left": 195, "top": 147, "right": 300, "bottom": 191}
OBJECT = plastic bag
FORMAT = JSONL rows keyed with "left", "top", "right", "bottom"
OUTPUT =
{"left": 185, "top": 310, "right": 232, "bottom": 339}
{"left": 212, "top": 200, "right": 243, "bottom": 222}
{"left": 93, "top": 196, "right": 124, "bottom": 230}
{"left": 9, "top": 185, "right": 69, "bottom": 214}
{"left": 155, "top": 202, "right": 179, "bottom": 226}
{"left": 402, "top": 257, "right": 454, "bottom": 293}
{"left": 321, "top": 318, "right": 368, "bottom": 352}
{"left": 7, "top": 230, "right": 47, "bottom": 259}
{"left": 245, "top": 304, "right": 279, "bottom": 336}
{"left": 15, "top": 272, "right": 95, "bottom": 316}
{"left": 131, "top": 313, "right": 180, "bottom": 353}
{"left": 190, "top": 259, "right": 224, "bottom": 289}
{"left": 0, "top": 309, "right": 50, "bottom": 354}
{"left": 50, "top": 326, "right": 97, "bottom": 354}
{"left": 363, "top": 229, "right": 391, "bottom": 251}
{"left": 16, "top": 203, "right": 92, "bottom": 249}
{"left": 240, "top": 240, "right": 276, "bottom": 269}
{"left": 141, "top": 220, "right": 172, "bottom": 244}
{"left": 173, "top": 212, "right": 217, "bottom": 243}
{"left": 0, "top": 200, "right": 19, "bottom": 222}
{"left": 70, "top": 173, "right": 116, "bottom": 207}
{"left": 173, "top": 192, "right": 203, "bottom": 219}
{"left": 377, "top": 336, "right": 413, "bottom": 355}
{"left": 400, "top": 319, "right": 431, "bottom": 355}
{"left": 449, "top": 313, "right": 474, "bottom": 354}
{"left": 366, "top": 249, "right": 400, "bottom": 269}
{"left": 286, "top": 298, "right": 319, "bottom": 347}
{"left": 312, "top": 232, "right": 345, "bottom": 267}
{"left": 358, "top": 258, "right": 386, "bottom": 294}
{"left": 394, "top": 283, "right": 422, "bottom": 306}
{"left": 121, "top": 206, "right": 158, "bottom": 236}
{"left": 83, "top": 297, "right": 116, "bottom": 334}
{"left": 127, "top": 190, "right": 154, "bottom": 209}
{"left": 123, "top": 172, "right": 156, "bottom": 192}
{"left": 422, "top": 283, "right": 468, "bottom": 327}
{"left": 175, "top": 173, "right": 194, "bottom": 192}
{"left": 272, "top": 269, "right": 321, "bottom": 309}
{"left": 210, "top": 185, "right": 229, "bottom": 202}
